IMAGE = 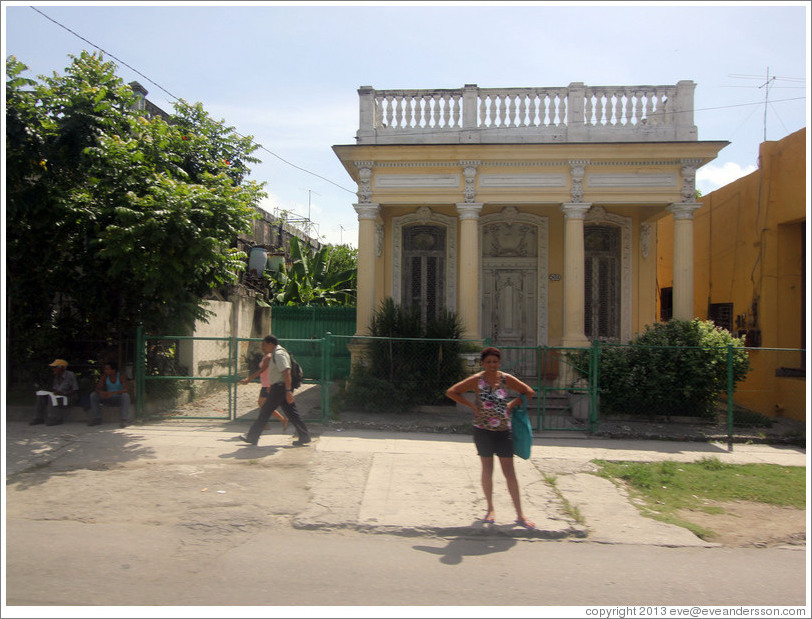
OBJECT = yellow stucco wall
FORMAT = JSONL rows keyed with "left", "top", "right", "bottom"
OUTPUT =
{"left": 657, "top": 128, "right": 806, "bottom": 421}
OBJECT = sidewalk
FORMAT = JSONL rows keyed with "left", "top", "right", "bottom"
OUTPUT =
{"left": 4, "top": 417, "right": 807, "bottom": 547}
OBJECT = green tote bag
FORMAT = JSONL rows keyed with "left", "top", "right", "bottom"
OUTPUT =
{"left": 512, "top": 396, "right": 533, "bottom": 460}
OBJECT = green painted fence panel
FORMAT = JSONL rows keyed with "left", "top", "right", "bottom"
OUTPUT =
{"left": 270, "top": 306, "right": 355, "bottom": 378}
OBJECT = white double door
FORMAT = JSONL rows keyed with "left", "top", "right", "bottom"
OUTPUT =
{"left": 480, "top": 257, "right": 538, "bottom": 378}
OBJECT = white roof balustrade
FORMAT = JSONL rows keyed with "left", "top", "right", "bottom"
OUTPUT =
{"left": 356, "top": 82, "right": 698, "bottom": 145}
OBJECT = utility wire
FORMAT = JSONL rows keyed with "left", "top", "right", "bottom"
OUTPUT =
{"left": 29, "top": 6, "right": 357, "bottom": 195}
{"left": 27, "top": 7, "right": 807, "bottom": 166}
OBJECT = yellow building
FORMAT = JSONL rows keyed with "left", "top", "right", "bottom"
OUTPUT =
{"left": 334, "top": 82, "right": 727, "bottom": 379}
{"left": 658, "top": 128, "right": 806, "bottom": 421}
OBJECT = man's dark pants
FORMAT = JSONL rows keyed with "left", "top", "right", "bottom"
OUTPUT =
{"left": 246, "top": 383, "right": 310, "bottom": 444}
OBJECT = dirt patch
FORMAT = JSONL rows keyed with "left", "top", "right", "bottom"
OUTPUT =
{"left": 677, "top": 500, "right": 806, "bottom": 548}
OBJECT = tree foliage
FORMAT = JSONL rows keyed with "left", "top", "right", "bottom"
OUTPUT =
{"left": 5, "top": 52, "right": 266, "bottom": 366}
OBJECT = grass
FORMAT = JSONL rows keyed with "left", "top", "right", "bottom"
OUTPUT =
{"left": 543, "top": 472, "right": 586, "bottom": 525}
{"left": 592, "top": 457, "right": 806, "bottom": 539}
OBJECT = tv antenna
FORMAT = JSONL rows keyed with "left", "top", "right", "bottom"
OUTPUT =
{"left": 728, "top": 68, "right": 806, "bottom": 141}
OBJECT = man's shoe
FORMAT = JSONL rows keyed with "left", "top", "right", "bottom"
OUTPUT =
{"left": 238, "top": 435, "right": 257, "bottom": 446}
{"left": 292, "top": 438, "right": 311, "bottom": 447}
{"left": 87, "top": 419, "right": 102, "bottom": 426}
{"left": 29, "top": 419, "right": 44, "bottom": 426}
{"left": 119, "top": 421, "right": 130, "bottom": 428}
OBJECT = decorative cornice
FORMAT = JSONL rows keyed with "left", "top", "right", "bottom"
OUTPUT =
{"left": 364, "top": 159, "right": 691, "bottom": 168}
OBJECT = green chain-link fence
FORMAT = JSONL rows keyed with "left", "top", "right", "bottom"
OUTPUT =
{"left": 133, "top": 327, "right": 804, "bottom": 441}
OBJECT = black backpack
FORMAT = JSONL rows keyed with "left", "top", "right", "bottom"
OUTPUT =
{"left": 275, "top": 347, "right": 303, "bottom": 391}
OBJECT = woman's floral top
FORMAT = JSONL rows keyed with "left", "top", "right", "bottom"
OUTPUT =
{"left": 474, "top": 373, "right": 511, "bottom": 432}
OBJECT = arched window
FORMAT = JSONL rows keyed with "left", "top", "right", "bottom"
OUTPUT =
{"left": 402, "top": 224, "right": 446, "bottom": 323}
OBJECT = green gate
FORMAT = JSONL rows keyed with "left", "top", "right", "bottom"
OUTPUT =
{"left": 497, "top": 344, "right": 598, "bottom": 432}
{"left": 135, "top": 326, "right": 332, "bottom": 422}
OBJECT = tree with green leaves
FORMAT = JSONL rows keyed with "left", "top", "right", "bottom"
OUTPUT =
{"left": 266, "top": 236, "right": 356, "bottom": 306}
{"left": 5, "top": 52, "right": 266, "bottom": 369}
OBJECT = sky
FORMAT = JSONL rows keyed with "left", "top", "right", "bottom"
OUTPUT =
{"left": 2, "top": 1, "right": 809, "bottom": 247}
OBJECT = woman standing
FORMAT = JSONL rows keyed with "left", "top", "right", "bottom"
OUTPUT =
{"left": 446, "top": 347, "right": 536, "bottom": 528}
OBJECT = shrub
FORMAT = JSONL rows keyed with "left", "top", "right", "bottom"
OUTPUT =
{"left": 597, "top": 319, "right": 750, "bottom": 420}
{"left": 338, "top": 298, "right": 468, "bottom": 413}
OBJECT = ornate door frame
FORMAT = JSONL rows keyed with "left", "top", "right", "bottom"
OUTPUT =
{"left": 479, "top": 207, "right": 549, "bottom": 347}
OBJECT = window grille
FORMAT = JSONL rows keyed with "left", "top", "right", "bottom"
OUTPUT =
{"left": 584, "top": 225, "right": 620, "bottom": 341}
{"left": 402, "top": 225, "right": 446, "bottom": 323}
{"left": 708, "top": 303, "right": 734, "bottom": 332}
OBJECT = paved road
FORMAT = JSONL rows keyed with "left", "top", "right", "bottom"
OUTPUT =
{"left": 4, "top": 419, "right": 808, "bottom": 610}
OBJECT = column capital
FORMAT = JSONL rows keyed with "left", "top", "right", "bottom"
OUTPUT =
{"left": 353, "top": 203, "right": 380, "bottom": 220}
{"left": 560, "top": 202, "right": 592, "bottom": 220}
{"left": 667, "top": 202, "right": 701, "bottom": 220}
{"left": 455, "top": 202, "right": 483, "bottom": 220}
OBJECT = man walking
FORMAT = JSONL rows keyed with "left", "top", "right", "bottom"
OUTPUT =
{"left": 238, "top": 335, "right": 311, "bottom": 447}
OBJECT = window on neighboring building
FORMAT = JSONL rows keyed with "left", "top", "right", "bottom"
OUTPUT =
{"left": 660, "top": 287, "right": 673, "bottom": 322}
{"left": 708, "top": 303, "right": 734, "bottom": 332}
{"left": 584, "top": 225, "right": 620, "bottom": 341}
{"left": 402, "top": 224, "right": 446, "bottom": 323}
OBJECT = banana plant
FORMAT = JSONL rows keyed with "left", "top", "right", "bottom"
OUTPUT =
{"left": 266, "top": 236, "right": 356, "bottom": 306}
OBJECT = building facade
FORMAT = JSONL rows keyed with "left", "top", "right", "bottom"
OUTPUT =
{"left": 658, "top": 128, "right": 806, "bottom": 421}
{"left": 334, "top": 82, "right": 727, "bottom": 378}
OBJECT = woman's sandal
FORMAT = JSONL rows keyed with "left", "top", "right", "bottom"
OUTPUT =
{"left": 481, "top": 513, "right": 495, "bottom": 524}
{"left": 514, "top": 517, "right": 536, "bottom": 529}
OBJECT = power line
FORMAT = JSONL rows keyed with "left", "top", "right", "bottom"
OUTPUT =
{"left": 29, "top": 6, "right": 357, "bottom": 196}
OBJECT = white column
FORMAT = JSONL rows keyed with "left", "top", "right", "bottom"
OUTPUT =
{"left": 353, "top": 203, "right": 380, "bottom": 335}
{"left": 455, "top": 203, "right": 483, "bottom": 338}
{"left": 667, "top": 202, "right": 701, "bottom": 320}
{"left": 560, "top": 203, "right": 592, "bottom": 348}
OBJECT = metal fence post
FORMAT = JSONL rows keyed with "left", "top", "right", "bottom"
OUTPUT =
{"left": 727, "top": 343, "right": 734, "bottom": 452}
{"left": 135, "top": 324, "right": 145, "bottom": 419}
{"left": 323, "top": 333, "right": 332, "bottom": 422}
{"left": 589, "top": 339, "right": 600, "bottom": 433}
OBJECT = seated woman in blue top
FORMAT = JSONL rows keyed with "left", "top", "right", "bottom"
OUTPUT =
{"left": 446, "top": 346, "right": 536, "bottom": 529}
{"left": 89, "top": 360, "right": 132, "bottom": 428}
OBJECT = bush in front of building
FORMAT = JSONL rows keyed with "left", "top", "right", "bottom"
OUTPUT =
{"left": 336, "top": 299, "right": 468, "bottom": 413}
{"left": 597, "top": 319, "right": 751, "bottom": 420}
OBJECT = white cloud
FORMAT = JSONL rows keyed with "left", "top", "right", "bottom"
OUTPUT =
{"left": 696, "top": 161, "right": 757, "bottom": 195}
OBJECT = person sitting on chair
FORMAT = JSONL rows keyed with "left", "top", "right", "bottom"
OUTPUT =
{"left": 88, "top": 360, "right": 132, "bottom": 428}
{"left": 31, "top": 359, "right": 79, "bottom": 426}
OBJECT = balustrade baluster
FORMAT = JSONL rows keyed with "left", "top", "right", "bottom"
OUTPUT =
{"left": 518, "top": 94, "right": 527, "bottom": 127}
{"left": 402, "top": 95, "right": 412, "bottom": 129}
{"left": 507, "top": 94, "right": 515, "bottom": 127}
{"left": 526, "top": 93, "right": 537, "bottom": 127}
{"left": 585, "top": 93, "right": 594, "bottom": 127}
{"left": 385, "top": 95, "right": 394, "bottom": 128}
{"left": 423, "top": 94, "right": 432, "bottom": 128}
{"left": 374, "top": 96, "right": 382, "bottom": 128}
{"left": 644, "top": 91, "right": 654, "bottom": 125}
{"left": 395, "top": 95, "right": 402, "bottom": 128}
